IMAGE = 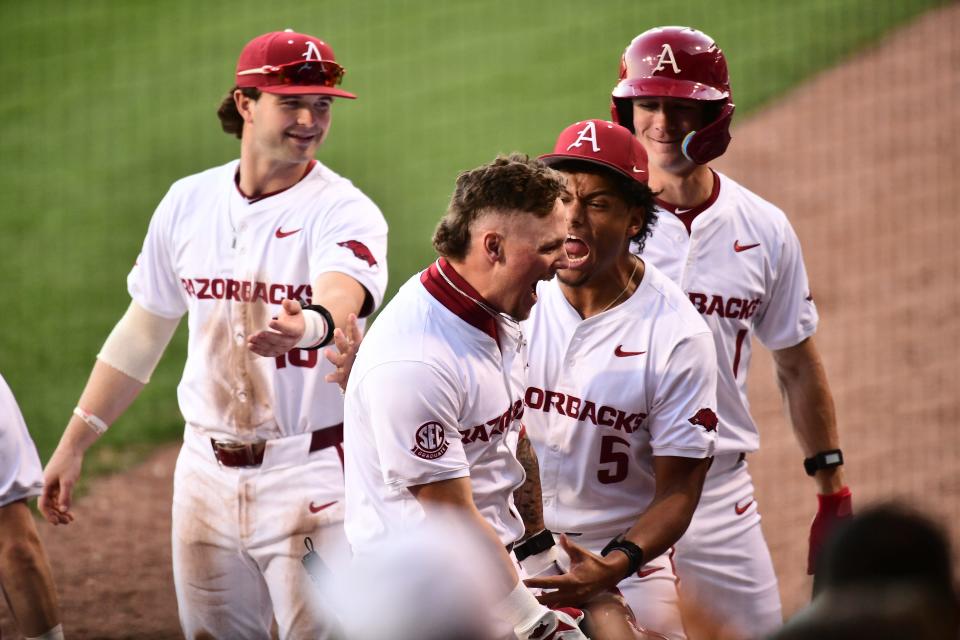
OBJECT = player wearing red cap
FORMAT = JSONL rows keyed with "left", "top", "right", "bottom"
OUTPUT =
{"left": 40, "top": 29, "right": 387, "bottom": 638}
{"left": 518, "top": 120, "right": 718, "bottom": 639}
{"left": 611, "top": 26, "right": 851, "bottom": 637}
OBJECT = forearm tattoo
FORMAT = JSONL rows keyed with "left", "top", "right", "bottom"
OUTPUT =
{"left": 513, "top": 433, "right": 546, "bottom": 540}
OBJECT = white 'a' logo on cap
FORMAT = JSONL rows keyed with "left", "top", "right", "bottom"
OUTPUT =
{"left": 302, "top": 40, "right": 323, "bottom": 61}
{"left": 652, "top": 43, "right": 681, "bottom": 74}
{"left": 566, "top": 121, "right": 600, "bottom": 153}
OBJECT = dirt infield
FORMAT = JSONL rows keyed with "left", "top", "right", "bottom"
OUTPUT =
{"left": 3, "top": 5, "right": 958, "bottom": 638}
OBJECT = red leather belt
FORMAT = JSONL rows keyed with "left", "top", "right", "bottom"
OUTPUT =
{"left": 211, "top": 423, "right": 344, "bottom": 468}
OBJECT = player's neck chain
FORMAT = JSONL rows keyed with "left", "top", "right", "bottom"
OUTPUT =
{"left": 434, "top": 259, "right": 521, "bottom": 329}
{"left": 598, "top": 256, "right": 640, "bottom": 315}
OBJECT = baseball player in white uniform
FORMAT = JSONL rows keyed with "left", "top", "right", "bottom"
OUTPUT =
{"left": 39, "top": 29, "right": 387, "bottom": 639}
{"left": 516, "top": 120, "right": 718, "bottom": 640}
{"left": 610, "top": 26, "right": 852, "bottom": 637}
{"left": 0, "top": 374, "right": 63, "bottom": 640}
{"left": 343, "top": 154, "right": 586, "bottom": 640}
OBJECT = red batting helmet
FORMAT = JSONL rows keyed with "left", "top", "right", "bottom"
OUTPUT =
{"left": 611, "top": 26, "right": 734, "bottom": 164}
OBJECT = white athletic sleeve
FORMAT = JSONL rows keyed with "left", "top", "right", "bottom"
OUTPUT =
{"left": 753, "top": 221, "right": 819, "bottom": 351}
{"left": 309, "top": 194, "right": 389, "bottom": 315}
{"left": 359, "top": 361, "right": 470, "bottom": 489}
{"left": 0, "top": 374, "right": 43, "bottom": 507}
{"left": 647, "top": 332, "right": 719, "bottom": 458}
{"left": 127, "top": 188, "right": 189, "bottom": 319}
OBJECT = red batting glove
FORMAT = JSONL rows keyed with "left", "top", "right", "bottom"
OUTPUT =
{"left": 807, "top": 485, "right": 853, "bottom": 574}
{"left": 517, "top": 607, "right": 587, "bottom": 640}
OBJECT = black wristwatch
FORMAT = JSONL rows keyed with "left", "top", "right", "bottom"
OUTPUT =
{"left": 803, "top": 449, "right": 844, "bottom": 477}
{"left": 513, "top": 529, "right": 555, "bottom": 563}
{"left": 601, "top": 535, "right": 644, "bottom": 581}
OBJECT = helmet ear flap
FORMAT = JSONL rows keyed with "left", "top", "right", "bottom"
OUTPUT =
{"left": 610, "top": 98, "right": 635, "bottom": 133}
{"left": 682, "top": 101, "right": 735, "bottom": 164}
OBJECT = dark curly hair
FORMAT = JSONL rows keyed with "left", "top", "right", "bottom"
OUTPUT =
{"left": 217, "top": 86, "right": 261, "bottom": 139}
{"left": 547, "top": 158, "right": 659, "bottom": 255}
{"left": 432, "top": 154, "right": 566, "bottom": 260}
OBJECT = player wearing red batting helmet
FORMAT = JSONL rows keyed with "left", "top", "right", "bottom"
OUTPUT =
{"left": 611, "top": 26, "right": 734, "bottom": 165}
{"left": 41, "top": 29, "right": 388, "bottom": 638}
{"left": 612, "top": 26, "right": 851, "bottom": 638}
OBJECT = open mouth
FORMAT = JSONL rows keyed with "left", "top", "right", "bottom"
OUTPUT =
{"left": 564, "top": 235, "right": 590, "bottom": 268}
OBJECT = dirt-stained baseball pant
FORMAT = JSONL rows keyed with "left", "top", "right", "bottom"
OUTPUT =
{"left": 673, "top": 453, "right": 782, "bottom": 638}
{"left": 172, "top": 425, "right": 350, "bottom": 639}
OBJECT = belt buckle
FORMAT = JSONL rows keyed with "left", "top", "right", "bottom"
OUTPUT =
{"left": 213, "top": 440, "right": 264, "bottom": 467}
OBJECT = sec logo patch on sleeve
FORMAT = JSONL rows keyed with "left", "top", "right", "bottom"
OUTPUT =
{"left": 411, "top": 421, "right": 449, "bottom": 460}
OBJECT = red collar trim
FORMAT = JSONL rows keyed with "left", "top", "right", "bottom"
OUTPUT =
{"left": 235, "top": 159, "right": 317, "bottom": 203}
{"left": 420, "top": 258, "right": 499, "bottom": 342}
{"left": 656, "top": 170, "right": 721, "bottom": 235}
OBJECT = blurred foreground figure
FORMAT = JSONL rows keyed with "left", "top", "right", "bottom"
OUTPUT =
{"left": 769, "top": 503, "right": 959, "bottom": 640}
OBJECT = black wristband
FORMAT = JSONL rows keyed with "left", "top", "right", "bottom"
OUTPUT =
{"left": 601, "top": 535, "right": 644, "bottom": 581}
{"left": 803, "top": 449, "right": 844, "bottom": 477}
{"left": 298, "top": 301, "right": 335, "bottom": 351}
{"left": 513, "top": 529, "right": 555, "bottom": 563}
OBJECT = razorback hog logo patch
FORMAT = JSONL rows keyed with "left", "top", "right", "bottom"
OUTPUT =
{"left": 688, "top": 408, "right": 718, "bottom": 432}
{"left": 337, "top": 240, "right": 378, "bottom": 268}
{"left": 411, "top": 421, "right": 448, "bottom": 460}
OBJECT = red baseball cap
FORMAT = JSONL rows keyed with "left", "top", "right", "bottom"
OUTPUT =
{"left": 235, "top": 29, "right": 357, "bottom": 99}
{"left": 539, "top": 119, "right": 648, "bottom": 183}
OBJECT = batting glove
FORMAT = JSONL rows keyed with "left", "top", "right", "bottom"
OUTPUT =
{"left": 517, "top": 607, "right": 587, "bottom": 640}
{"left": 807, "top": 485, "right": 853, "bottom": 574}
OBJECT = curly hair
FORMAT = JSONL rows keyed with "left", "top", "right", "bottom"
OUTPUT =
{"left": 217, "top": 86, "right": 261, "bottom": 139}
{"left": 546, "top": 158, "right": 659, "bottom": 255}
{"left": 432, "top": 154, "right": 566, "bottom": 260}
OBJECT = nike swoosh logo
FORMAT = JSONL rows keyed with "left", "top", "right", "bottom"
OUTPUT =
{"left": 733, "top": 240, "right": 760, "bottom": 253}
{"left": 637, "top": 566, "right": 663, "bottom": 578}
{"left": 614, "top": 345, "right": 646, "bottom": 357}
{"left": 631, "top": 165, "right": 646, "bottom": 174}
{"left": 308, "top": 500, "right": 337, "bottom": 514}
{"left": 735, "top": 498, "right": 754, "bottom": 515}
{"left": 276, "top": 227, "right": 303, "bottom": 239}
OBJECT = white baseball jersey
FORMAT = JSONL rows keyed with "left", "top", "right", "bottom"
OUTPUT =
{"left": 636, "top": 171, "right": 817, "bottom": 454}
{"left": 0, "top": 373, "right": 44, "bottom": 508}
{"left": 344, "top": 259, "right": 527, "bottom": 553}
{"left": 521, "top": 264, "right": 718, "bottom": 539}
{"left": 128, "top": 158, "right": 388, "bottom": 448}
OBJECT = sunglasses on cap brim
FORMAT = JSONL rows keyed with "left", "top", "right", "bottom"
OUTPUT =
{"left": 237, "top": 59, "right": 346, "bottom": 87}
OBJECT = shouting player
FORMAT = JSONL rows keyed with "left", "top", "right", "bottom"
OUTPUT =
{"left": 40, "top": 29, "right": 387, "bottom": 638}
{"left": 518, "top": 120, "right": 718, "bottom": 640}
{"left": 610, "top": 26, "right": 851, "bottom": 636}
{"left": 342, "top": 155, "right": 586, "bottom": 640}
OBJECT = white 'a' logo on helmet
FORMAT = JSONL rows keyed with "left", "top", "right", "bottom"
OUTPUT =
{"left": 652, "top": 43, "right": 681, "bottom": 74}
{"left": 302, "top": 40, "right": 323, "bottom": 61}
{"left": 566, "top": 121, "right": 600, "bottom": 153}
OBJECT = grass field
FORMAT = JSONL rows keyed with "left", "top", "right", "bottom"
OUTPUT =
{"left": 0, "top": 0, "right": 943, "bottom": 468}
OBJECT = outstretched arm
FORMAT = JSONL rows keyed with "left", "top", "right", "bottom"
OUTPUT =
{"left": 247, "top": 272, "right": 367, "bottom": 358}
